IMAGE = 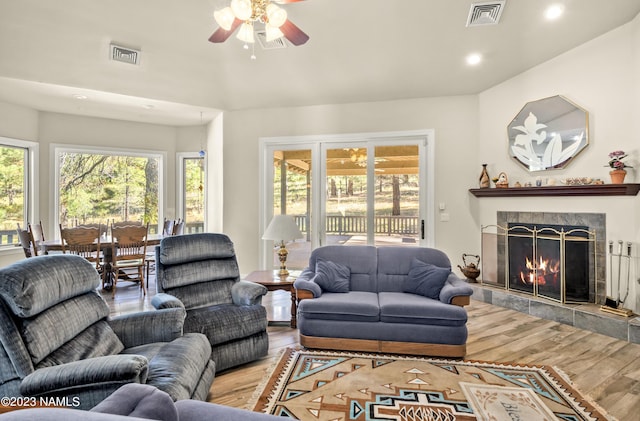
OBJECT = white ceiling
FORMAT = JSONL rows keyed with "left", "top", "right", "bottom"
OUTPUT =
{"left": 0, "top": 0, "right": 639, "bottom": 126}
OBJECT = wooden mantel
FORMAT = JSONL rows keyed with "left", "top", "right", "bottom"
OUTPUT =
{"left": 469, "top": 183, "right": 640, "bottom": 197}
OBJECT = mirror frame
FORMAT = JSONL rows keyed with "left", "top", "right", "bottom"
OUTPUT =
{"left": 507, "top": 95, "right": 589, "bottom": 172}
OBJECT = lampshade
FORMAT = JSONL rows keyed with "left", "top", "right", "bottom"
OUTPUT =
{"left": 214, "top": 7, "right": 235, "bottom": 31}
{"left": 230, "top": 0, "right": 252, "bottom": 21}
{"left": 262, "top": 215, "right": 303, "bottom": 242}
{"left": 266, "top": 3, "right": 287, "bottom": 27}
{"left": 236, "top": 21, "right": 255, "bottom": 43}
{"left": 265, "top": 24, "right": 284, "bottom": 42}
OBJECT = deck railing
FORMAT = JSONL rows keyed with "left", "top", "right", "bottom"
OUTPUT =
{"left": 293, "top": 215, "right": 418, "bottom": 236}
{"left": 0, "top": 222, "right": 206, "bottom": 247}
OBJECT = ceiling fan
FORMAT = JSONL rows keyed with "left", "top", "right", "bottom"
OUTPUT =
{"left": 209, "top": 0, "right": 309, "bottom": 47}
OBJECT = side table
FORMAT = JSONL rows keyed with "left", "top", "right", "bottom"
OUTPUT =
{"left": 245, "top": 270, "right": 298, "bottom": 328}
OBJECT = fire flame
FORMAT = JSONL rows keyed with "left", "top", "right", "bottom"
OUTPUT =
{"left": 519, "top": 255, "right": 559, "bottom": 285}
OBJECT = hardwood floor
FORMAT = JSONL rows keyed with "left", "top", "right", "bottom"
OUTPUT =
{"left": 107, "top": 279, "right": 640, "bottom": 421}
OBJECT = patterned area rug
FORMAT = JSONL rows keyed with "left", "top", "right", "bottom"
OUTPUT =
{"left": 252, "top": 348, "right": 608, "bottom": 421}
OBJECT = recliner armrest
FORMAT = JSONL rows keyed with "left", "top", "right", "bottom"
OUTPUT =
{"left": 20, "top": 354, "right": 149, "bottom": 396}
{"left": 150, "top": 293, "right": 185, "bottom": 310}
{"left": 439, "top": 274, "right": 473, "bottom": 306}
{"left": 232, "top": 281, "right": 267, "bottom": 306}
{"left": 109, "top": 307, "right": 186, "bottom": 347}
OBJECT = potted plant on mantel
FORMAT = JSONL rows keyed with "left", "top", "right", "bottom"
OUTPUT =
{"left": 606, "top": 150, "right": 632, "bottom": 184}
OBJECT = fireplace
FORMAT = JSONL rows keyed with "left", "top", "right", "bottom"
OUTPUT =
{"left": 481, "top": 212, "right": 605, "bottom": 305}
{"left": 507, "top": 223, "right": 591, "bottom": 303}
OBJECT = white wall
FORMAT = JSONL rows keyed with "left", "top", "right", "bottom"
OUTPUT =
{"left": 222, "top": 96, "right": 479, "bottom": 273}
{"left": 476, "top": 16, "right": 640, "bottom": 312}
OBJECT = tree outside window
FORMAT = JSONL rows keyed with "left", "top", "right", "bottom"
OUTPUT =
{"left": 0, "top": 144, "right": 27, "bottom": 245}
{"left": 57, "top": 150, "right": 160, "bottom": 231}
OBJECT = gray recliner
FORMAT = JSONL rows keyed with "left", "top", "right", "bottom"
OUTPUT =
{"left": 0, "top": 254, "right": 216, "bottom": 410}
{"left": 152, "top": 233, "right": 269, "bottom": 372}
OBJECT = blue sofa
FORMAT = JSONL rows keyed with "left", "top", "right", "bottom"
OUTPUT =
{"left": 294, "top": 246, "right": 473, "bottom": 357}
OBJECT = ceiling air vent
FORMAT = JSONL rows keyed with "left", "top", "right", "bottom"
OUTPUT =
{"left": 255, "top": 31, "right": 288, "bottom": 50}
{"left": 467, "top": 1, "right": 506, "bottom": 27}
{"left": 110, "top": 44, "right": 140, "bottom": 65}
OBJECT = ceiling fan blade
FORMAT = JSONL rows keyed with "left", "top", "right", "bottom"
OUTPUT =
{"left": 208, "top": 18, "right": 242, "bottom": 43}
{"left": 280, "top": 19, "right": 309, "bottom": 46}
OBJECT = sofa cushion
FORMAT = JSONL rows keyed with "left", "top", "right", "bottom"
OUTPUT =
{"left": 403, "top": 259, "right": 450, "bottom": 299}
{"left": 20, "top": 292, "right": 123, "bottom": 367}
{"left": 91, "top": 383, "right": 178, "bottom": 421}
{"left": 0, "top": 255, "right": 100, "bottom": 318}
{"left": 308, "top": 246, "right": 378, "bottom": 292}
{"left": 314, "top": 259, "right": 350, "bottom": 293}
{"left": 121, "top": 333, "right": 212, "bottom": 401}
{"left": 183, "top": 303, "right": 267, "bottom": 346}
{"left": 378, "top": 292, "right": 467, "bottom": 326}
{"left": 297, "top": 291, "right": 379, "bottom": 322}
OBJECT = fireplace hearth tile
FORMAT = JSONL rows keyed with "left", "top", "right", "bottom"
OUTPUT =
{"left": 530, "top": 300, "right": 574, "bottom": 325}
{"left": 491, "top": 289, "right": 529, "bottom": 313}
{"left": 629, "top": 318, "right": 640, "bottom": 343}
{"left": 574, "top": 311, "right": 628, "bottom": 341}
{"left": 469, "top": 283, "right": 638, "bottom": 345}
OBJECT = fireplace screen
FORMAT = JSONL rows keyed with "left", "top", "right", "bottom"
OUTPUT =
{"left": 507, "top": 223, "right": 591, "bottom": 303}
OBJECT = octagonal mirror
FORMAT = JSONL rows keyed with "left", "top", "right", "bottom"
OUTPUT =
{"left": 507, "top": 95, "right": 589, "bottom": 171}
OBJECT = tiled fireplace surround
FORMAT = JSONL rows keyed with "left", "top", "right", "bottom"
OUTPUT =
{"left": 469, "top": 211, "right": 640, "bottom": 344}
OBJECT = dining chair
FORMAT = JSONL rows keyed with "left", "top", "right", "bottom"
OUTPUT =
{"left": 59, "top": 224, "right": 103, "bottom": 273}
{"left": 162, "top": 218, "right": 175, "bottom": 236}
{"left": 108, "top": 223, "right": 149, "bottom": 298}
{"left": 172, "top": 219, "right": 185, "bottom": 235}
{"left": 28, "top": 221, "right": 45, "bottom": 255}
{"left": 16, "top": 225, "right": 38, "bottom": 258}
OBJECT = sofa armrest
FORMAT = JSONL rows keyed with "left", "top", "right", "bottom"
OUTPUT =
{"left": 109, "top": 307, "right": 185, "bottom": 347}
{"left": 20, "top": 355, "right": 149, "bottom": 396}
{"left": 232, "top": 280, "right": 268, "bottom": 306}
{"left": 439, "top": 274, "right": 473, "bottom": 306}
{"left": 293, "top": 268, "right": 322, "bottom": 299}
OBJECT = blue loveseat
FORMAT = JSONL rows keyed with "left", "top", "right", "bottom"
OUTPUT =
{"left": 294, "top": 246, "right": 473, "bottom": 357}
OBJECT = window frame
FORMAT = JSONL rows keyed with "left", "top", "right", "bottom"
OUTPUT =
{"left": 51, "top": 144, "right": 166, "bottom": 238}
{"left": 0, "top": 136, "right": 39, "bottom": 253}
{"left": 176, "top": 152, "right": 207, "bottom": 232}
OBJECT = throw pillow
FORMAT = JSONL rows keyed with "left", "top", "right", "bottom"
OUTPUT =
{"left": 313, "top": 259, "right": 350, "bottom": 293}
{"left": 404, "top": 258, "right": 450, "bottom": 299}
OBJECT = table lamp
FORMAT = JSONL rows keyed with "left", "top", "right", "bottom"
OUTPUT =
{"left": 262, "top": 214, "right": 303, "bottom": 276}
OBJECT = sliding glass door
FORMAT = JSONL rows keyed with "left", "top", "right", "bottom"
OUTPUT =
{"left": 261, "top": 131, "right": 433, "bottom": 270}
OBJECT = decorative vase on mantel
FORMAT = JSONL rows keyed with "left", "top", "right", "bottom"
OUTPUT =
{"left": 479, "top": 164, "right": 490, "bottom": 188}
{"left": 609, "top": 169, "right": 626, "bottom": 184}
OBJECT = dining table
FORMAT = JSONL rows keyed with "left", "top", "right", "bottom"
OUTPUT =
{"left": 40, "top": 233, "right": 165, "bottom": 290}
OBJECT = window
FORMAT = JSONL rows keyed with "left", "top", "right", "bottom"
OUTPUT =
{"left": 54, "top": 146, "right": 164, "bottom": 234}
{"left": 0, "top": 136, "right": 38, "bottom": 248}
{"left": 177, "top": 153, "right": 206, "bottom": 233}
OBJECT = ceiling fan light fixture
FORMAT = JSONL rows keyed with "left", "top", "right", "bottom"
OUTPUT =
{"left": 237, "top": 21, "right": 255, "bottom": 43}
{"left": 230, "top": 0, "right": 252, "bottom": 21}
{"left": 266, "top": 3, "right": 287, "bottom": 27}
{"left": 265, "top": 24, "right": 284, "bottom": 41}
{"left": 214, "top": 7, "right": 235, "bottom": 30}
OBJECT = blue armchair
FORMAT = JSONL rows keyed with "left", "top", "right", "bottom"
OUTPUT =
{"left": 0, "top": 254, "right": 215, "bottom": 409}
{"left": 152, "top": 233, "right": 269, "bottom": 372}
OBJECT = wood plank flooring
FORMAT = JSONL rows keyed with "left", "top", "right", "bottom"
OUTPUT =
{"left": 107, "top": 279, "right": 640, "bottom": 421}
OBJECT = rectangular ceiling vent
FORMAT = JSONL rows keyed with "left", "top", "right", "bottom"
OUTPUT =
{"left": 110, "top": 44, "right": 140, "bottom": 65}
{"left": 255, "top": 31, "right": 288, "bottom": 50}
{"left": 467, "top": 1, "right": 506, "bottom": 27}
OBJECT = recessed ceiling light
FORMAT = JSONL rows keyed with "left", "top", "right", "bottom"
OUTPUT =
{"left": 466, "top": 53, "right": 482, "bottom": 66}
{"left": 72, "top": 94, "right": 88, "bottom": 100}
{"left": 545, "top": 4, "right": 564, "bottom": 20}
